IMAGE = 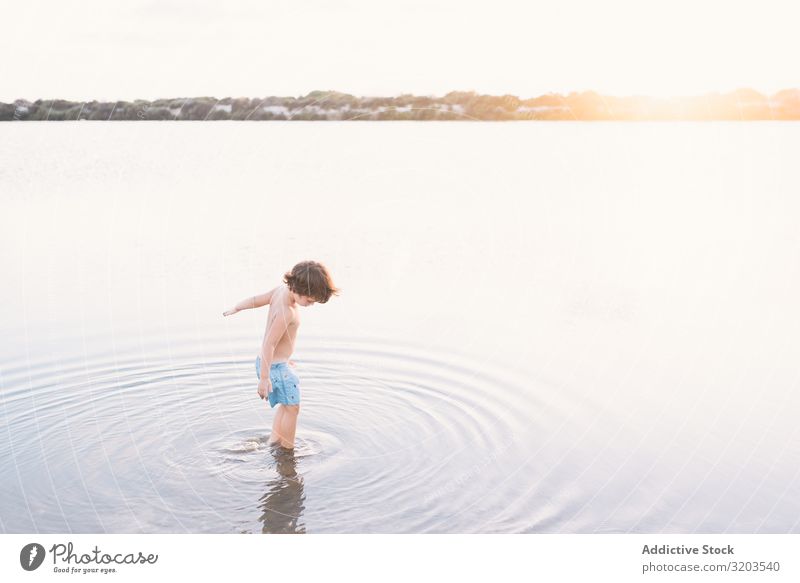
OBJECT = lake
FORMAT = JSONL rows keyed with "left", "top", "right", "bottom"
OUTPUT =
{"left": 1, "top": 121, "right": 799, "bottom": 533}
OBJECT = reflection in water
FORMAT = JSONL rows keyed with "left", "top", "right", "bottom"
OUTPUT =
{"left": 258, "top": 444, "right": 306, "bottom": 534}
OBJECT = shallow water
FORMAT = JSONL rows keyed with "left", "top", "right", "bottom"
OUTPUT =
{"left": 1, "top": 122, "right": 799, "bottom": 533}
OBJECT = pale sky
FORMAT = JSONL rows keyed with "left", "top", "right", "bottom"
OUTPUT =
{"left": 1, "top": 0, "right": 798, "bottom": 101}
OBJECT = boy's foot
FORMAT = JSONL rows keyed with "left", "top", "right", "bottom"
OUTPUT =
{"left": 269, "top": 443, "right": 296, "bottom": 460}
{"left": 267, "top": 439, "right": 294, "bottom": 450}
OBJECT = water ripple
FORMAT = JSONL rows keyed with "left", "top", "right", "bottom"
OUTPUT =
{"left": 1, "top": 334, "right": 547, "bottom": 533}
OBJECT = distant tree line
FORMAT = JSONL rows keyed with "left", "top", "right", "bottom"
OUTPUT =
{"left": 2, "top": 89, "right": 800, "bottom": 121}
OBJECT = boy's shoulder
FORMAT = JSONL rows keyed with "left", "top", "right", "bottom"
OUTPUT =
{"left": 271, "top": 285, "right": 298, "bottom": 318}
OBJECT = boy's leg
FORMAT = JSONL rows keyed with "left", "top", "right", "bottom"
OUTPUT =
{"left": 279, "top": 404, "right": 300, "bottom": 449}
{"left": 268, "top": 406, "right": 286, "bottom": 445}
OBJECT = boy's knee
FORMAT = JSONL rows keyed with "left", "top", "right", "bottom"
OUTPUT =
{"left": 284, "top": 404, "right": 300, "bottom": 415}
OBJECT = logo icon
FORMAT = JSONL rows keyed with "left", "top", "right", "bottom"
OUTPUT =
{"left": 20, "top": 543, "right": 46, "bottom": 571}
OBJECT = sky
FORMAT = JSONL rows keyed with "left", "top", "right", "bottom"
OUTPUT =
{"left": 1, "top": 0, "right": 798, "bottom": 101}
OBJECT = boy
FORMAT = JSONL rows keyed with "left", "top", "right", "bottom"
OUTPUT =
{"left": 223, "top": 260, "right": 339, "bottom": 449}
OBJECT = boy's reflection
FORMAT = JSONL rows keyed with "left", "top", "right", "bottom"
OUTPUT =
{"left": 258, "top": 444, "right": 306, "bottom": 533}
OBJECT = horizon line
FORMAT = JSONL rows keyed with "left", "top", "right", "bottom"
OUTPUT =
{"left": 5, "top": 89, "right": 800, "bottom": 122}
{"left": 5, "top": 87, "right": 800, "bottom": 103}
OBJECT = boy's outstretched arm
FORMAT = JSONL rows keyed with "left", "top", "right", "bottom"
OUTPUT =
{"left": 223, "top": 287, "right": 277, "bottom": 317}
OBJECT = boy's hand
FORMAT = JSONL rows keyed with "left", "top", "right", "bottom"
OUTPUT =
{"left": 222, "top": 307, "right": 239, "bottom": 317}
{"left": 257, "top": 377, "right": 272, "bottom": 400}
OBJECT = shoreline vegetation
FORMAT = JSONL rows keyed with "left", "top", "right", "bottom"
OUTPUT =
{"left": 3, "top": 88, "right": 800, "bottom": 121}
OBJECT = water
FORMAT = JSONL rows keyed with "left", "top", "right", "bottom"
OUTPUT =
{"left": 1, "top": 121, "right": 799, "bottom": 533}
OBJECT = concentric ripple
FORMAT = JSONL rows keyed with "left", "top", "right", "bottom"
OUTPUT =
{"left": 0, "top": 333, "right": 554, "bottom": 533}
{"left": 6, "top": 332, "right": 797, "bottom": 533}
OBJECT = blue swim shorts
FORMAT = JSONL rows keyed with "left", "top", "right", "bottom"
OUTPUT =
{"left": 255, "top": 356, "right": 301, "bottom": 408}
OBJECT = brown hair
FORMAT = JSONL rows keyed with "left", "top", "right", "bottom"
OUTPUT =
{"left": 283, "top": 260, "right": 340, "bottom": 303}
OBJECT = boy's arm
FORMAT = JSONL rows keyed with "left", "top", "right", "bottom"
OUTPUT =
{"left": 257, "top": 306, "right": 294, "bottom": 399}
{"left": 223, "top": 287, "right": 276, "bottom": 317}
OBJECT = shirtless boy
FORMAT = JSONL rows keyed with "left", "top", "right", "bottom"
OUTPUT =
{"left": 223, "top": 261, "right": 339, "bottom": 449}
